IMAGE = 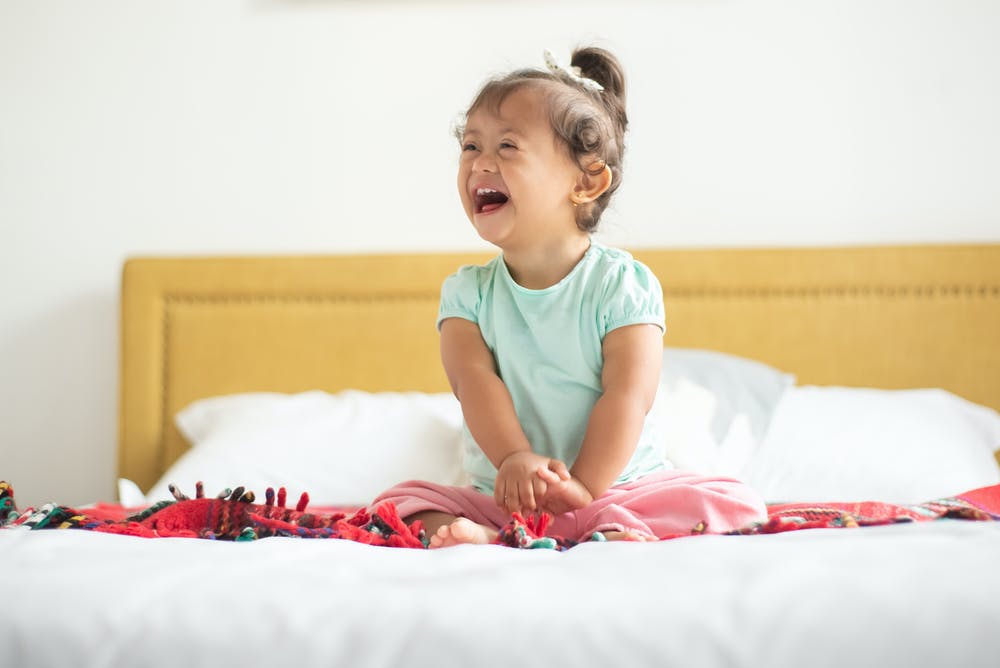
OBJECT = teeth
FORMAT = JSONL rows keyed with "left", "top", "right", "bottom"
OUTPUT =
{"left": 476, "top": 187, "right": 500, "bottom": 196}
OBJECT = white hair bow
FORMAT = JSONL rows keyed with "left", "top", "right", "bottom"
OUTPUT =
{"left": 543, "top": 49, "right": 604, "bottom": 92}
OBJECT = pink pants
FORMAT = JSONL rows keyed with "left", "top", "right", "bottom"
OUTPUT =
{"left": 372, "top": 470, "right": 768, "bottom": 542}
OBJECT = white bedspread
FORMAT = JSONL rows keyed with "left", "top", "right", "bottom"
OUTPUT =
{"left": 2, "top": 520, "right": 998, "bottom": 668}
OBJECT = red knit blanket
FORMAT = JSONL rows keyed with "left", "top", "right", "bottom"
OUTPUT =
{"left": 3, "top": 480, "right": 999, "bottom": 550}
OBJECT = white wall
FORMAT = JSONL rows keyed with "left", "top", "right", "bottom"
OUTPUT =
{"left": 2, "top": 0, "right": 998, "bottom": 508}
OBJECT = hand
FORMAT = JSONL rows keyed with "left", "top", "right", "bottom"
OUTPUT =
{"left": 538, "top": 476, "right": 594, "bottom": 516}
{"left": 495, "top": 452, "right": 570, "bottom": 515}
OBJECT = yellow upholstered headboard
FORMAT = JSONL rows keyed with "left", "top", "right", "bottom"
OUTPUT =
{"left": 120, "top": 244, "right": 1000, "bottom": 492}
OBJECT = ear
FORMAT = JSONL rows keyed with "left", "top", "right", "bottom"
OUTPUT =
{"left": 571, "top": 162, "right": 613, "bottom": 205}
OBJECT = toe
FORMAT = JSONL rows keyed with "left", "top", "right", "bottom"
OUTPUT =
{"left": 449, "top": 518, "right": 473, "bottom": 542}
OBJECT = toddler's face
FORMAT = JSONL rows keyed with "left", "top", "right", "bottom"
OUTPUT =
{"left": 457, "top": 86, "right": 583, "bottom": 252}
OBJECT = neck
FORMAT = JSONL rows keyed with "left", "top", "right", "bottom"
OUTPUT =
{"left": 503, "top": 233, "right": 592, "bottom": 289}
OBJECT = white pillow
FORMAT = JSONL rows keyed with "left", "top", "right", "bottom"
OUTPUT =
{"left": 117, "top": 478, "right": 147, "bottom": 506}
{"left": 653, "top": 347, "right": 795, "bottom": 476}
{"left": 146, "top": 390, "right": 467, "bottom": 506}
{"left": 147, "top": 348, "right": 791, "bottom": 506}
{"left": 741, "top": 386, "right": 1000, "bottom": 504}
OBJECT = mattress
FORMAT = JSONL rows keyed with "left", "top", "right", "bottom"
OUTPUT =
{"left": 2, "top": 520, "right": 997, "bottom": 668}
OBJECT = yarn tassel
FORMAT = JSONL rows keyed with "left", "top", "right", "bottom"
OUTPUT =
{"left": 296, "top": 492, "right": 309, "bottom": 512}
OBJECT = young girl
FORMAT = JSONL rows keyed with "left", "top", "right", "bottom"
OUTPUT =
{"left": 374, "top": 47, "right": 766, "bottom": 547}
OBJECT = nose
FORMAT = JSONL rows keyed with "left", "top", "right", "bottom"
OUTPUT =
{"left": 471, "top": 149, "right": 497, "bottom": 173}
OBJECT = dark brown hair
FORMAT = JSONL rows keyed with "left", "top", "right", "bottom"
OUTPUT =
{"left": 456, "top": 47, "right": 628, "bottom": 232}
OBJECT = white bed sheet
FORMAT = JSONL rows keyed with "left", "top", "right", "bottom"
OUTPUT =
{"left": 2, "top": 521, "right": 998, "bottom": 668}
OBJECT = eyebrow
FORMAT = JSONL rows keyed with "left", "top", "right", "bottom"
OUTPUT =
{"left": 461, "top": 127, "right": 522, "bottom": 138}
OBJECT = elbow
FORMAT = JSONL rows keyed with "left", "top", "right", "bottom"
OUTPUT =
{"left": 601, "top": 387, "right": 655, "bottom": 419}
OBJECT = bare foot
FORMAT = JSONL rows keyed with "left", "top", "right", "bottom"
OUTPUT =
{"left": 428, "top": 517, "right": 498, "bottom": 548}
{"left": 601, "top": 530, "right": 658, "bottom": 542}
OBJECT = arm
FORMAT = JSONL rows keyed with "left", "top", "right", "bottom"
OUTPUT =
{"left": 568, "top": 323, "right": 664, "bottom": 500}
{"left": 440, "top": 318, "right": 567, "bottom": 512}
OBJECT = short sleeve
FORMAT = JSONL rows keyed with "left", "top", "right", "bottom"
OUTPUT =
{"left": 436, "top": 264, "right": 484, "bottom": 330}
{"left": 598, "top": 259, "right": 666, "bottom": 339}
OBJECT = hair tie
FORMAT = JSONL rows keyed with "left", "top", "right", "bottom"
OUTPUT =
{"left": 543, "top": 49, "right": 604, "bottom": 92}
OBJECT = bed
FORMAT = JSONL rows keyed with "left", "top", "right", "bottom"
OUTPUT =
{"left": 3, "top": 243, "right": 1000, "bottom": 668}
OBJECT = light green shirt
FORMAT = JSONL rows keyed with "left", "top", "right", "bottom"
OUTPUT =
{"left": 437, "top": 243, "right": 667, "bottom": 494}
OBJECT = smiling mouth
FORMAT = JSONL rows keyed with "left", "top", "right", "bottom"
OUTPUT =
{"left": 474, "top": 188, "right": 509, "bottom": 214}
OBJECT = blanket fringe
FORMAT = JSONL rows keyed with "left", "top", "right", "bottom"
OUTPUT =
{"left": 0, "top": 481, "right": 427, "bottom": 547}
{"left": 3, "top": 480, "right": 1000, "bottom": 549}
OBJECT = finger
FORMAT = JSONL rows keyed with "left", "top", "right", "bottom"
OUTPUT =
{"left": 494, "top": 478, "right": 505, "bottom": 509}
{"left": 505, "top": 482, "right": 520, "bottom": 515}
{"left": 538, "top": 485, "right": 559, "bottom": 515}
{"left": 498, "top": 479, "right": 513, "bottom": 512}
{"left": 532, "top": 476, "right": 548, "bottom": 508}
{"left": 550, "top": 460, "right": 571, "bottom": 481}
{"left": 521, "top": 478, "right": 536, "bottom": 512}
{"left": 536, "top": 465, "right": 561, "bottom": 484}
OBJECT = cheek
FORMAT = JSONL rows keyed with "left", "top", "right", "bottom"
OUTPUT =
{"left": 456, "top": 167, "right": 474, "bottom": 213}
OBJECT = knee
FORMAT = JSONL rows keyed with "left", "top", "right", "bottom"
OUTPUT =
{"left": 707, "top": 478, "right": 768, "bottom": 528}
{"left": 372, "top": 479, "right": 438, "bottom": 505}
